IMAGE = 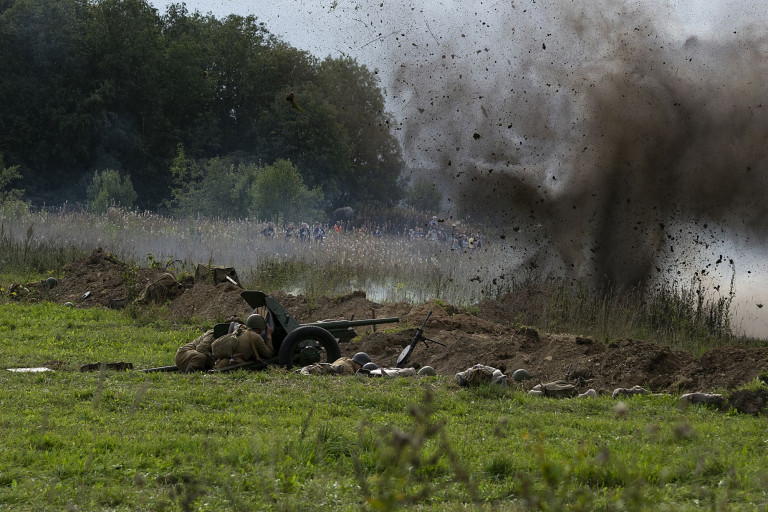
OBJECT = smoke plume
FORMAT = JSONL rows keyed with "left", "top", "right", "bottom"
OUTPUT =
{"left": 383, "top": 0, "right": 768, "bottom": 286}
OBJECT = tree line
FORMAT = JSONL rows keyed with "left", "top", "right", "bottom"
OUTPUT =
{"left": 0, "top": 0, "right": 409, "bottom": 219}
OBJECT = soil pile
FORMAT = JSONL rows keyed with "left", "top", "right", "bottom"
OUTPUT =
{"left": 9, "top": 249, "right": 768, "bottom": 400}
{"left": 14, "top": 248, "right": 175, "bottom": 308}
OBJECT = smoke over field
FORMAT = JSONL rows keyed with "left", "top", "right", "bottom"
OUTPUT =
{"left": 156, "top": 1, "right": 767, "bottom": 282}
{"left": 380, "top": 1, "right": 768, "bottom": 287}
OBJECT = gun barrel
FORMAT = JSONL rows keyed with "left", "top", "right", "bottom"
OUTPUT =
{"left": 308, "top": 317, "right": 399, "bottom": 330}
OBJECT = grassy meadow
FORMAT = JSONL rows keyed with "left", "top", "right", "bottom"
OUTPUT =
{"left": 2, "top": 207, "right": 768, "bottom": 510}
{"left": 2, "top": 304, "right": 768, "bottom": 511}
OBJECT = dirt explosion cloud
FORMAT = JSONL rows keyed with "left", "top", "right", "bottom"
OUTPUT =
{"left": 379, "top": 1, "right": 768, "bottom": 287}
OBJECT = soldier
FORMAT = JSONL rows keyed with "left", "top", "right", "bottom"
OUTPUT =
{"left": 175, "top": 330, "right": 217, "bottom": 373}
{"left": 299, "top": 352, "right": 371, "bottom": 375}
{"left": 261, "top": 222, "right": 275, "bottom": 239}
{"left": 358, "top": 362, "right": 379, "bottom": 374}
{"left": 455, "top": 364, "right": 507, "bottom": 387}
{"left": 356, "top": 364, "right": 437, "bottom": 378}
{"left": 299, "top": 222, "right": 311, "bottom": 241}
{"left": 285, "top": 223, "right": 296, "bottom": 240}
{"left": 313, "top": 223, "right": 326, "bottom": 242}
{"left": 211, "top": 314, "right": 274, "bottom": 369}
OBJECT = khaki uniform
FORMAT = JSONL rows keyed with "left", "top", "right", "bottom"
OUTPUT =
{"left": 330, "top": 357, "right": 357, "bottom": 375}
{"left": 175, "top": 330, "right": 216, "bottom": 372}
{"left": 528, "top": 380, "right": 577, "bottom": 398}
{"left": 300, "top": 357, "right": 358, "bottom": 376}
{"left": 455, "top": 364, "right": 507, "bottom": 387}
{"left": 211, "top": 324, "right": 274, "bottom": 369}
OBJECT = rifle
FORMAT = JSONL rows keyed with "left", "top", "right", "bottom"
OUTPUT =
{"left": 395, "top": 311, "right": 445, "bottom": 368}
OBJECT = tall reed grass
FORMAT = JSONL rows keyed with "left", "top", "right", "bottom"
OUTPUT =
{"left": 0, "top": 206, "right": 524, "bottom": 304}
{"left": 493, "top": 273, "right": 744, "bottom": 352}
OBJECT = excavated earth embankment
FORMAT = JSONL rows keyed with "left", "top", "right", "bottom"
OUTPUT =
{"left": 10, "top": 249, "right": 768, "bottom": 413}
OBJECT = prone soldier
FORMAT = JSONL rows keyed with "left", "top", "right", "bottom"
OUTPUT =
{"left": 175, "top": 314, "right": 273, "bottom": 372}
{"left": 299, "top": 352, "right": 371, "bottom": 375}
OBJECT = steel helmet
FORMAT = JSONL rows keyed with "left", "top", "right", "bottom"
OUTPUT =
{"left": 246, "top": 314, "right": 266, "bottom": 331}
{"left": 361, "top": 362, "right": 379, "bottom": 371}
{"left": 351, "top": 352, "right": 371, "bottom": 366}
{"left": 418, "top": 366, "right": 436, "bottom": 376}
{"left": 512, "top": 368, "right": 531, "bottom": 381}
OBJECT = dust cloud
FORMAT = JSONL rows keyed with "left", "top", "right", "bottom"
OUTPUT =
{"left": 384, "top": 0, "right": 768, "bottom": 288}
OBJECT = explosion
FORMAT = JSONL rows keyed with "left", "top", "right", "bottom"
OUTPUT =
{"left": 386, "top": 1, "right": 768, "bottom": 286}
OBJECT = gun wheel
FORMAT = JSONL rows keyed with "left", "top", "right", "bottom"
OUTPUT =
{"left": 278, "top": 326, "right": 341, "bottom": 368}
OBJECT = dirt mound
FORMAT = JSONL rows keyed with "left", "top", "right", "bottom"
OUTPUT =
{"left": 9, "top": 249, "right": 768, "bottom": 402}
{"left": 17, "top": 248, "right": 174, "bottom": 308}
{"left": 167, "top": 282, "right": 254, "bottom": 322}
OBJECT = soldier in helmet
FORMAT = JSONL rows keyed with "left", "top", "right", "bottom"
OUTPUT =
{"left": 175, "top": 313, "right": 274, "bottom": 372}
{"left": 299, "top": 351, "right": 373, "bottom": 375}
{"left": 358, "top": 362, "right": 379, "bottom": 374}
{"left": 175, "top": 329, "right": 217, "bottom": 373}
{"left": 335, "top": 352, "right": 371, "bottom": 374}
{"left": 455, "top": 364, "right": 507, "bottom": 387}
{"left": 210, "top": 313, "right": 274, "bottom": 369}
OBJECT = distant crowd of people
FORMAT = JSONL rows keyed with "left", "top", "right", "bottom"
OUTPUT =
{"left": 260, "top": 222, "right": 327, "bottom": 242}
{"left": 257, "top": 216, "right": 485, "bottom": 251}
{"left": 407, "top": 217, "right": 484, "bottom": 250}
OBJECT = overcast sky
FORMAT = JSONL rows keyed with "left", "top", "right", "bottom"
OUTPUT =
{"left": 148, "top": 0, "right": 765, "bottom": 63}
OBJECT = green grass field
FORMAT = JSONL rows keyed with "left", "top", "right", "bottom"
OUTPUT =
{"left": 2, "top": 303, "right": 767, "bottom": 511}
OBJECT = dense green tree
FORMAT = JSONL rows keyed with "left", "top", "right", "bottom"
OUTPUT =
{"left": 258, "top": 82, "right": 353, "bottom": 205}
{"left": 82, "top": 0, "right": 169, "bottom": 202}
{"left": 171, "top": 157, "right": 242, "bottom": 219}
{"left": 0, "top": 0, "right": 404, "bottom": 214}
{"left": 316, "top": 57, "right": 404, "bottom": 206}
{"left": 250, "top": 159, "right": 324, "bottom": 222}
{"left": 86, "top": 169, "right": 137, "bottom": 213}
{"left": 0, "top": 0, "right": 92, "bottom": 193}
{"left": 159, "top": 5, "right": 218, "bottom": 153}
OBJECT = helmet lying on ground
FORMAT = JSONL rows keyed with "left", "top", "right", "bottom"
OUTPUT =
{"left": 352, "top": 352, "right": 371, "bottom": 366}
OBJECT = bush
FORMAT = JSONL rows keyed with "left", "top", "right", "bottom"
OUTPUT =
{"left": 173, "top": 157, "right": 244, "bottom": 219}
{"left": 0, "top": 152, "right": 28, "bottom": 214}
{"left": 250, "top": 159, "right": 324, "bottom": 222}
{"left": 169, "top": 153, "right": 323, "bottom": 222}
{"left": 86, "top": 169, "right": 137, "bottom": 213}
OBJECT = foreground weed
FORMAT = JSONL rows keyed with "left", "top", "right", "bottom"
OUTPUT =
{"left": 354, "top": 387, "right": 479, "bottom": 510}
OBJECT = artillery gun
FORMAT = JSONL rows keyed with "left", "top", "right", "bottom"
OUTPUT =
{"left": 145, "top": 290, "right": 399, "bottom": 372}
